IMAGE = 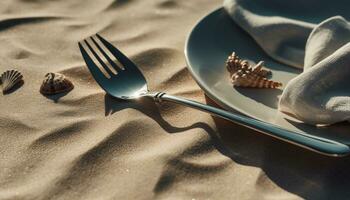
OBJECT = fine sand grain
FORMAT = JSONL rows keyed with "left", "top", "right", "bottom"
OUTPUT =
{"left": 1, "top": 1, "right": 350, "bottom": 200}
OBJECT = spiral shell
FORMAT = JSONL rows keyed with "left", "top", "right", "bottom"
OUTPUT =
{"left": 226, "top": 52, "right": 271, "bottom": 77}
{"left": 40, "top": 72, "right": 74, "bottom": 95}
{"left": 231, "top": 70, "right": 282, "bottom": 88}
{"left": 0, "top": 69, "right": 23, "bottom": 93}
{"left": 226, "top": 52, "right": 282, "bottom": 88}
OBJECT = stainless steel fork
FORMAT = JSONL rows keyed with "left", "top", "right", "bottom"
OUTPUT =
{"left": 78, "top": 34, "right": 350, "bottom": 157}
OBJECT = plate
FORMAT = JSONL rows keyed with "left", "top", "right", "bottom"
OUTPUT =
{"left": 185, "top": 8, "right": 350, "bottom": 145}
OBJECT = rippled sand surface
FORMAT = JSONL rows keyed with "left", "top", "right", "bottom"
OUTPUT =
{"left": 1, "top": 0, "right": 350, "bottom": 199}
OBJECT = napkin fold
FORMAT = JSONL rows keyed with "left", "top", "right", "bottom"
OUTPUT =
{"left": 224, "top": 0, "right": 350, "bottom": 125}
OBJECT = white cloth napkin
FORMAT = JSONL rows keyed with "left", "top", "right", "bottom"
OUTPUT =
{"left": 224, "top": 0, "right": 350, "bottom": 125}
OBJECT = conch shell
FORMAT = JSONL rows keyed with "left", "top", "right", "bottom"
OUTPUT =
{"left": 40, "top": 72, "right": 74, "bottom": 95}
{"left": 0, "top": 69, "right": 23, "bottom": 93}
{"left": 231, "top": 70, "right": 282, "bottom": 88}
{"left": 226, "top": 52, "right": 282, "bottom": 88}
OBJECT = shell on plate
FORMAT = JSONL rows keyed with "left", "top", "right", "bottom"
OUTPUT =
{"left": 231, "top": 69, "right": 282, "bottom": 88}
{"left": 40, "top": 72, "right": 74, "bottom": 95}
{"left": 0, "top": 69, "right": 23, "bottom": 93}
{"left": 226, "top": 52, "right": 271, "bottom": 77}
{"left": 226, "top": 52, "right": 282, "bottom": 88}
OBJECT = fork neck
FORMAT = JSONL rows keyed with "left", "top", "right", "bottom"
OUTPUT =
{"left": 141, "top": 92, "right": 166, "bottom": 103}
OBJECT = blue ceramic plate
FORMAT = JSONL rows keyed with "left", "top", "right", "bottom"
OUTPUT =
{"left": 185, "top": 8, "right": 350, "bottom": 145}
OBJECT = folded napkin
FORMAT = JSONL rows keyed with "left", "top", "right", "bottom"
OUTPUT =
{"left": 224, "top": 0, "right": 350, "bottom": 125}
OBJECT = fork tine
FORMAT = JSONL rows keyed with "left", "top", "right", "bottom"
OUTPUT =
{"left": 78, "top": 42, "right": 108, "bottom": 82}
{"left": 96, "top": 34, "right": 138, "bottom": 72}
{"left": 83, "top": 39, "right": 115, "bottom": 77}
{"left": 90, "top": 36, "right": 123, "bottom": 72}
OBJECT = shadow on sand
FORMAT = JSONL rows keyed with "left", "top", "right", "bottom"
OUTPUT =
{"left": 104, "top": 92, "right": 350, "bottom": 199}
{"left": 42, "top": 90, "right": 72, "bottom": 103}
{"left": 204, "top": 95, "right": 350, "bottom": 200}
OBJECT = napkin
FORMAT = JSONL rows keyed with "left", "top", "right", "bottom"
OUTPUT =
{"left": 224, "top": 0, "right": 350, "bottom": 125}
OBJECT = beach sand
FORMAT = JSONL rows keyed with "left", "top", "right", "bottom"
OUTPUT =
{"left": 1, "top": 0, "right": 350, "bottom": 199}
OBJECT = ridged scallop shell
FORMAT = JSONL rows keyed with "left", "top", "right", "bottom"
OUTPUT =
{"left": 40, "top": 73, "right": 74, "bottom": 95}
{"left": 226, "top": 52, "right": 271, "bottom": 77}
{"left": 226, "top": 52, "right": 282, "bottom": 88}
{"left": 0, "top": 69, "right": 23, "bottom": 93}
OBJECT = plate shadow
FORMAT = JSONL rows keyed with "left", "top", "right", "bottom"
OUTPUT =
{"left": 235, "top": 87, "right": 282, "bottom": 109}
{"left": 204, "top": 94, "right": 350, "bottom": 200}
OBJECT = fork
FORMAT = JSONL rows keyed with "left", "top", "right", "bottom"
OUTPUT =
{"left": 78, "top": 34, "right": 350, "bottom": 157}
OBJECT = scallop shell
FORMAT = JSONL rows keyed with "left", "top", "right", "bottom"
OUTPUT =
{"left": 40, "top": 73, "right": 74, "bottom": 95}
{"left": 0, "top": 69, "right": 23, "bottom": 93}
{"left": 231, "top": 70, "right": 282, "bottom": 88}
{"left": 226, "top": 52, "right": 271, "bottom": 77}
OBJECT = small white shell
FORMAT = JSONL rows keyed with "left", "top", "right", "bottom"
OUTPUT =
{"left": 0, "top": 70, "right": 23, "bottom": 93}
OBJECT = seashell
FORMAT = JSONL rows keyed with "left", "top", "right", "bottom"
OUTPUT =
{"left": 251, "top": 61, "right": 271, "bottom": 77}
{"left": 226, "top": 52, "right": 271, "bottom": 78}
{"left": 40, "top": 72, "right": 74, "bottom": 95}
{"left": 231, "top": 70, "right": 282, "bottom": 88}
{"left": 226, "top": 52, "right": 281, "bottom": 88}
{"left": 0, "top": 69, "right": 23, "bottom": 93}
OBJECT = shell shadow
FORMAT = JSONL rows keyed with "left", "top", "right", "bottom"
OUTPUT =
{"left": 42, "top": 90, "right": 71, "bottom": 103}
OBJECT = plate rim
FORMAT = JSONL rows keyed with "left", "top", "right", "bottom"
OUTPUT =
{"left": 184, "top": 7, "right": 250, "bottom": 116}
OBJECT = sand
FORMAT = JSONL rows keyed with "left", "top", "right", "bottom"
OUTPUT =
{"left": 1, "top": 0, "right": 350, "bottom": 199}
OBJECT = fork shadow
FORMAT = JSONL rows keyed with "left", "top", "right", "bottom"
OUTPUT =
{"left": 104, "top": 94, "right": 210, "bottom": 134}
{"left": 105, "top": 94, "right": 216, "bottom": 133}
{"left": 104, "top": 94, "right": 246, "bottom": 161}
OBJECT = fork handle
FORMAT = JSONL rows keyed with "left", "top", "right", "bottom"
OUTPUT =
{"left": 156, "top": 93, "right": 350, "bottom": 157}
